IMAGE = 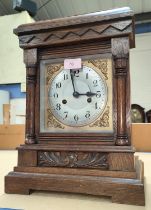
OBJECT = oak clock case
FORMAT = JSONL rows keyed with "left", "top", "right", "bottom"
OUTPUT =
{"left": 40, "top": 56, "right": 113, "bottom": 135}
{"left": 5, "top": 9, "right": 145, "bottom": 206}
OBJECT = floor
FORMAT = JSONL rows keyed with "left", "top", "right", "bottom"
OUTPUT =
{"left": 0, "top": 151, "right": 150, "bottom": 210}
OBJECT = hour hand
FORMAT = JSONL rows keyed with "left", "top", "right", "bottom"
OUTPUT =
{"left": 85, "top": 92, "right": 97, "bottom": 97}
{"left": 72, "top": 91, "right": 97, "bottom": 98}
{"left": 78, "top": 92, "right": 97, "bottom": 97}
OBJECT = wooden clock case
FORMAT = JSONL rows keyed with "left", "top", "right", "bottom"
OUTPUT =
{"left": 5, "top": 9, "right": 145, "bottom": 206}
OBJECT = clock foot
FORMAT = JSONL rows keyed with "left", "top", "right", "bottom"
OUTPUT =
{"left": 5, "top": 176, "right": 30, "bottom": 195}
{"left": 112, "top": 189, "right": 145, "bottom": 206}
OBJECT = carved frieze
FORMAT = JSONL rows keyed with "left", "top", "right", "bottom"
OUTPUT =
{"left": 38, "top": 151, "right": 108, "bottom": 169}
{"left": 19, "top": 20, "right": 132, "bottom": 48}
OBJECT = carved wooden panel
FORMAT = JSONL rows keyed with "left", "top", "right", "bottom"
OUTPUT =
{"left": 19, "top": 20, "right": 132, "bottom": 48}
{"left": 112, "top": 37, "right": 130, "bottom": 146}
{"left": 24, "top": 49, "right": 37, "bottom": 144}
{"left": 38, "top": 151, "right": 108, "bottom": 169}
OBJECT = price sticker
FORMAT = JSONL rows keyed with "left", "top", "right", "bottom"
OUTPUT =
{"left": 64, "top": 58, "right": 82, "bottom": 70}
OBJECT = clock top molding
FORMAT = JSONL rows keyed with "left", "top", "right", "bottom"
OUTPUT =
{"left": 14, "top": 7, "right": 135, "bottom": 49}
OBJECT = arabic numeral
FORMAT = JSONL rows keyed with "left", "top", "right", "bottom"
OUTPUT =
{"left": 93, "top": 80, "right": 98, "bottom": 87}
{"left": 56, "top": 103, "right": 61, "bottom": 110}
{"left": 74, "top": 115, "right": 79, "bottom": 122}
{"left": 63, "top": 111, "right": 68, "bottom": 119}
{"left": 64, "top": 74, "right": 68, "bottom": 80}
{"left": 56, "top": 82, "right": 61, "bottom": 88}
{"left": 85, "top": 111, "right": 90, "bottom": 118}
{"left": 95, "top": 102, "right": 100, "bottom": 109}
{"left": 53, "top": 93, "right": 58, "bottom": 98}
{"left": 96, "top": 91, "right": 101, "bottom": 98}
{"left": 74, "top": 70, "right": 79, "bottom": 77}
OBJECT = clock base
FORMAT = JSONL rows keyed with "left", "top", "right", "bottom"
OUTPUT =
{"left": 5, "top": 157, "right": 145, "bottom": 206}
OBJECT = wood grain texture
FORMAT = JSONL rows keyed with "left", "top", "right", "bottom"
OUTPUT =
{"left": 112, "top": 37, "right": 130, "bottom": 146}
{"left": 5, "top": 158, "right": 144, "bottom": 206}
{"left": 16, "top": 146, "right": 134, "bottom": 171}
{"left": 18, "top": 150, "right": 37, "bottom": 167}
{"left": 24, "top": 49, "right": 37, "bottom": 144}
{"left": 14, "top": 166, "right": 137, "bottom": 179}
{"left": 17, "top": 144, "right": 135, "bottom": 152}
{"left": 14, "top": 11, "right": 134, "bottom": 35}
{"left": 18, "top": 20, "right": 132, "bottom": 48}
{"left": 108, "top": 153, "right": 134, "bottom": 171}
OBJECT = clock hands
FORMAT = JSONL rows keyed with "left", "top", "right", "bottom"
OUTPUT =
{"left": 74, "top": 92, "right": 97, "bottom": 97}
{"left": 70, "top": 69, "right": 98, "bottom": 98}
{"left": 70, "top": 70, "right": 77, "bottom": 96}
{"left": 70, "top": 70, "right": 82, "bottom": 98}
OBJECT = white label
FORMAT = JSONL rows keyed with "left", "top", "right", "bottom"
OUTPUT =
{"left": 64, "top": 58, "right": 82, "bottom": 69}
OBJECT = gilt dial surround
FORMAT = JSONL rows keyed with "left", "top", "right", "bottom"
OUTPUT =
{"left": 40, "top": 57, "right": 113, "bottom": 133}
{"left": 49, "top": 65, "right": 107, "bottom": 127}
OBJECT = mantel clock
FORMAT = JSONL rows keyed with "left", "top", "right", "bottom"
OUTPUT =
{"left": 5, "top": 8, "right": 145, "bottom": 206}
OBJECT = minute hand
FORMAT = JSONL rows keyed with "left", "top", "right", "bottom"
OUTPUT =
{"left": 70, "top": 70, "right": 76, "bottom": 93}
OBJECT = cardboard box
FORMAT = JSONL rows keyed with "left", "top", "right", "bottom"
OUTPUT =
{"left": 132, "top": 123, "right": 151, "bottom": 152}
{"left": 0, "top": 125, "right": 24, "bottom": 149}
{"left": 3, "top": 104, "right": 10, "bottom": 125}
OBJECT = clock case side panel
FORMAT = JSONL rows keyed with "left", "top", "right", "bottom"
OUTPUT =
{"left": 111, "top": 37, "right": 131, "bottom": 146}
{"left": 35, "top": 41, "right": 116, "bottom": 145}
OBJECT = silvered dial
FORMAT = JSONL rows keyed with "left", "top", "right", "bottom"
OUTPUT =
{"left": 48, "top": 66, "right": 107, "bottom": 127}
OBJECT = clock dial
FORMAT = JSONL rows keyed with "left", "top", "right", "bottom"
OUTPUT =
{"left": 48, "top": 66, "right": 107, "bottom": 127}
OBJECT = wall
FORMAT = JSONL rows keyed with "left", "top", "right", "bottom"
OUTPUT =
{"left": 130, "top": 32, "right": 151, "bottom": 111}
{"left": 0, "top": 11, "right": 34, "bottom": 91}
{"left": 0, "top": 12, "right": 34, "bottom": 124}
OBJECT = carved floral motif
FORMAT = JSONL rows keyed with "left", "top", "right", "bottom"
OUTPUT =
{"left": 38, "top": 151, "right": 108, "bottom": 169}
{"left": 47, "top": 109, "right": 64, "bottom": 129}
{"left": 90, "top": 106, "right": 110, "bottom": 127}
{"left": 46, "top": 64, "right": 64, "bottom": 129}
{"left": 88, "top": 59, "right": 108, "bottom": 80}
{"left": 46, "top": 64, "right": 62, "bottom": 84}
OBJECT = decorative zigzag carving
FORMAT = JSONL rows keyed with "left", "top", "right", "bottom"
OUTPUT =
{"left": 19, "top": 20, "right": 132, "bottom": 46}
